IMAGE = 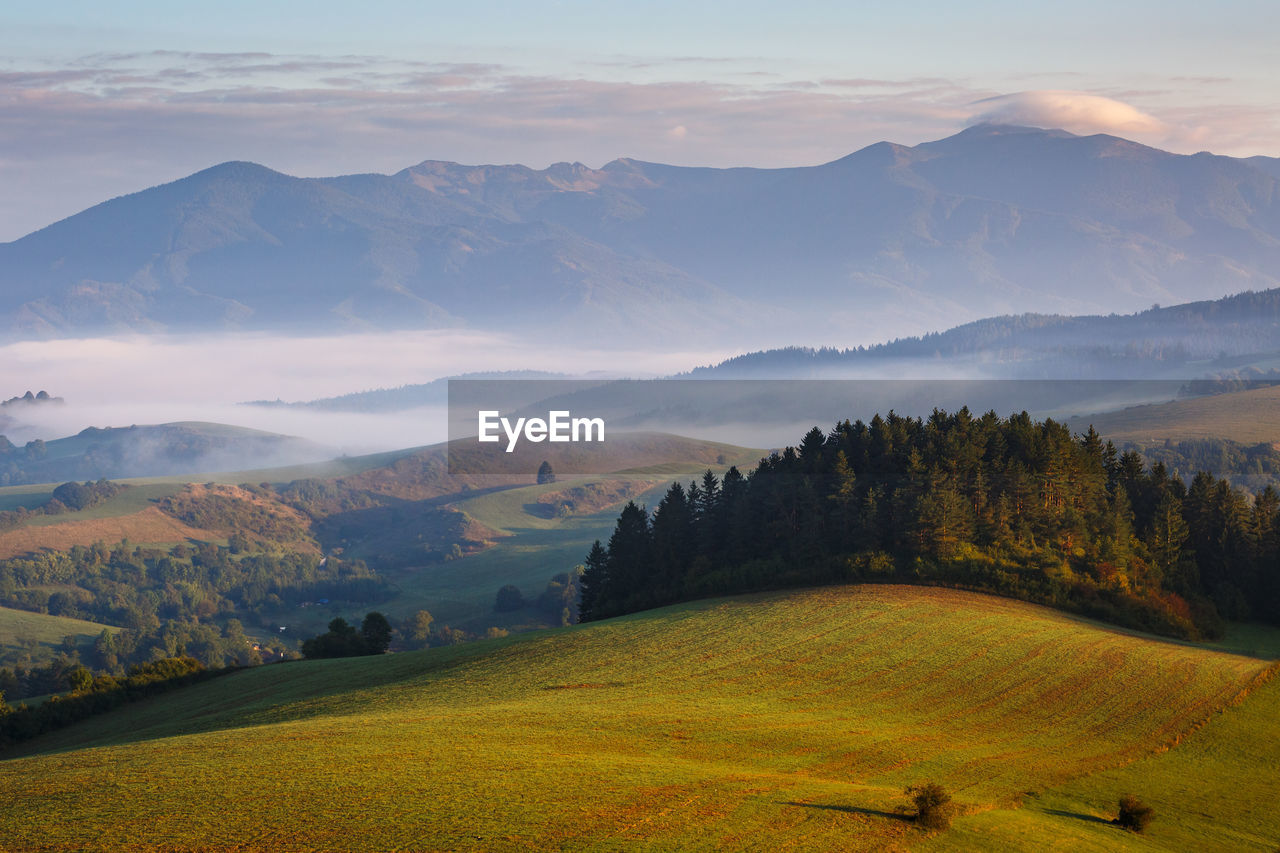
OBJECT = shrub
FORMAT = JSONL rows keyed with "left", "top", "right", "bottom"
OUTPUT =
{"left": 906, "top": 781, "right": 952, "bottom": 830}
{"left": 1115, "top": 794, "right": 1154, "bottom": 833}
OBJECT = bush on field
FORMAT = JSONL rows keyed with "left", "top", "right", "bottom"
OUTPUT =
{"left": 1115, "top": 794, "right": 1154, "bottom": 833}
{"left": 906, "top": 781, "right": 953, "bottom": 830}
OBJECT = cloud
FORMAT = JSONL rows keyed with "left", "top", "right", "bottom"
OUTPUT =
{"left": 0, "top": 52, "right": 980, "bottom": 239}
{"left": 970, "top": 90, "right": 1167, "bottom": 136}
{"left": 2, "top": 53, "right": 1278, "bottom": 243}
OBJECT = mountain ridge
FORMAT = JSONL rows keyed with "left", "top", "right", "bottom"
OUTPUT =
{"left": 5, "top": 124, "right": 1280, "bottom": 345}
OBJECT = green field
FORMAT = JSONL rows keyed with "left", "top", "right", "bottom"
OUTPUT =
{"left": 0, "top": 605, "right": 115, "bottom": 667}
{"left": 384, "top": 457, "right": 760, "bottom": 632}
{"left": 1, "top": 585, "right": 1273, "bottom": 851}
{"left": 933, "top": 678, "right": 1280, "bottom": 851}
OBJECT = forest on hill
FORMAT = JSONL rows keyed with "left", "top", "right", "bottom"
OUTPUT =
{"left": 582, "top": 410, "right": 1280, "bottom": 639}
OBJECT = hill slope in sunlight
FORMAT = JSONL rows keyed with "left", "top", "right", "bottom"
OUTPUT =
{"left": 0, "top": 585, "right": 1272, "bottom": 851}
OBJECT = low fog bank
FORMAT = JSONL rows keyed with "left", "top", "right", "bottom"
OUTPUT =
{"left": 0, "top": 331, "right": 739, "bottom": 457}
{"left": 449, "top": 379, "right": 1190, "bottom": 463}
{"left": 0, "top": 331, "right": 1195, "bottom": 475}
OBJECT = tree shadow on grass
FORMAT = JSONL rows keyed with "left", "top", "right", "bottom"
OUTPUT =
{"left": 1045, "top": 808, "right": 1114, "bottom": 825}
{"left": 783, "top": 801, "right": 914, "bottom": 822}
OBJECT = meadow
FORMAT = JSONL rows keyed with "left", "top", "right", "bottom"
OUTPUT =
{"left": 0, "top": 585, "right": 1273, "bottom": 851}
{"left": 1072, "top": 383, "right": 1280, "bottom": 446}
{"left": 0, "top": 605, "right": 116, "bottom": 669}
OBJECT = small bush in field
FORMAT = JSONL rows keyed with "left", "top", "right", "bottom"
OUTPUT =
{"left": 1115, "top": 794, "right": 1154, "bottom": 833}
{"left": 906, "top": 781, "right": 952, "bottom": 830}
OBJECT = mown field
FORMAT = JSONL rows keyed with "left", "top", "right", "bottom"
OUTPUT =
{"left": 0, "top": 585, "right": 1273, "bottom": 852}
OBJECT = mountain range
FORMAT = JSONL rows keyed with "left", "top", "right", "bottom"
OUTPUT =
{"left": 4, "top": 124, "right": 1280, "bottom": 345}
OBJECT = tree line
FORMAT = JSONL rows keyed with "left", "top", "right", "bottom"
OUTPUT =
{"left": 0, "top": 656, "right": 218, "bottom": 751}
{"left": 0, "top": 538, "right": 389, "bottom": 678}
{"left": 580, "top": 410, "right": 1280, "bottom": 638}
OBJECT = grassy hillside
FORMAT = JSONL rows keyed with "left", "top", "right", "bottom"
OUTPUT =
{"left": 1071, "top": 384, "right": 1280, "bottom": 446}
{"left": 0, "top": 435, "right": 763, "bottom": 649}
{"left": 0, "top": 421, "right": 328, "bottom": 486}
{"left": 0, "top": 505, "right": 208, "bottom": 559}
{"left": 933, "top": 679, "right": 1280, "bottom": 851}
{"left": 0, "top": 585, "right": 1271, "bottom": 851}
{"left": 0, "top": 605, "right": 115, "bottom": 667}
{"left": 385, "top": 475, "right": 670, "bottom": 629}
{"left": 388, "top": 454, "right": 764, "bottom": 630}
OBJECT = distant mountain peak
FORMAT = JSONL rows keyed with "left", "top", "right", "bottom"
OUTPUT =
{"left": 951, "top": 122, "right": 1079, "bottom": 138}
{"left": 188, "top": 160, "right": 291, "bottom": 181}
{"left": 4, "top": 126, "right": 1280, "bottom": 345}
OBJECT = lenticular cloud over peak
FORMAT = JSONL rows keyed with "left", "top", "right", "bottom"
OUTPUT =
{"left": 970, "top": 90, "right": 1167, "bottom": 137}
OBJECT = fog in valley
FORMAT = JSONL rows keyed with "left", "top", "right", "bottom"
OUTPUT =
{"left": 0, "top": 331, "right": 740, "bottom": 459}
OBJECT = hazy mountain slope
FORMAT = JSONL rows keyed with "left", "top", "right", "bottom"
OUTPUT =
{"left": 693, "top": 287, "right": 1280, "bottom": 378}
{"left": 0, "top": 161, "right": 737, "bottom": 340}
{"left": 0, "top": 421, "right": 327, "bottom": 485}
{"left": 5, "top": 124, "right": 1280, "bottom": 344}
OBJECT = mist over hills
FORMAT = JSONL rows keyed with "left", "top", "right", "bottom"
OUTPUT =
{"left": 5, "top": 124, "right": 1280, "bottom": 345}
{"left": 0, "top": 422, "right": 327, "bottom": 486}
{"left": 692, "top": 287, "right": 1280, "bottom": 379}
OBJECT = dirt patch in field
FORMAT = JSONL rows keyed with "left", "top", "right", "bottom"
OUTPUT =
{"left": 0, "top": 507, "right": 210, "bottom": 558}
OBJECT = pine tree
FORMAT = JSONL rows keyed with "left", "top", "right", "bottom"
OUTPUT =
{"left": 578, "top": 541, "right": 609, "bottom": 623}
{"left": 606, "top": 502, "right": 652, "bottom": 613}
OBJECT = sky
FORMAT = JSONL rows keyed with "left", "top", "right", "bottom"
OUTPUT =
{"left": 2, "top": 0, "right": 1279, "bottom": 242}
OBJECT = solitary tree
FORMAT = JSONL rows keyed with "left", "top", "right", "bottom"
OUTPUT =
{"left": 1115, "top": 794, "right": 1153, "bottom": 833}
{"left": 407, "top": 610, "right": 434, "bottom": 648}
{"left": 494, "top": 584, "right": 525, "bottom": 612}
{"left": 360, "top": 612, "right": 393, "bottom": 654}
{"left": 537, "top": 460, "right": 556, "bottom": 485}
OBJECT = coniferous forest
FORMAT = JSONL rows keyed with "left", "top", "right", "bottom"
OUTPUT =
{"left": 580, "top": 409, "right": 1280, "bottom": 639}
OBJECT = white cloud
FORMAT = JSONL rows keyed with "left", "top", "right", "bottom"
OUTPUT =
{"left": 970, "top": 90, "right": 1167, "bottom": 137}
{"left": 3, "top": 55, "right": 1278, "bottom": 243}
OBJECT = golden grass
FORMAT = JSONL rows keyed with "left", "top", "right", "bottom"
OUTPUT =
{"left": 0, "top": 585, "right": 1269, "bottom": 851}
{"left": 1076, "top": 384, "right": 1280, "bottom": 446}
{"left": 0, "top": 506, "right": 207, "bottom": 558}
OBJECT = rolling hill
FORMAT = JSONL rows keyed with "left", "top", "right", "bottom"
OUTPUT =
{"left": 0, "top": 585, "right": 1273, "bottom": 851}
{"left": 0, "top": 605, "right": 117, "bottom": 669}
{"left": 1067, "top": 383, "right": 1280, "bottom": 446}
{"left": 0, "top": 421, "right": 329, "bottom": 486}
{"left": 0, "top": 432, "right": 763, "bottom": 643}
{"left": 6, "top": 124, "right": 1280, "bottom": 345}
